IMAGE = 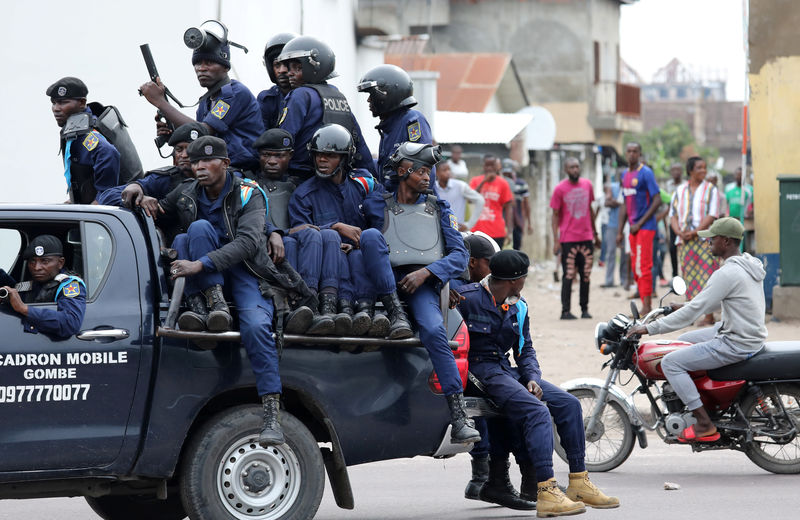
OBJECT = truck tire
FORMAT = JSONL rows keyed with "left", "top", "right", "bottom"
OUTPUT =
{"left": 85, "top": 493, "right": 186, "bottom": 520}
{"left": 180, "top": 404, "right": 325, "bottom": 520}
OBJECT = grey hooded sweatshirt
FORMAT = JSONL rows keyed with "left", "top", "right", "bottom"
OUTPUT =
{"left": 647, "top": 253, "right": 767, "bottom": 352}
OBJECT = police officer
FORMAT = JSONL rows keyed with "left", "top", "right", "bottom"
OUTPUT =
{"left": 288, "top": 124, "right": 381, "bottom": 336}
{"left": 157, "top": 135, "right": 314, "bottom": 447}
{"left": 357, "top": 64, "right": 435, "bottom": 188}
{"left": 250, "top": 128, "right": 337, "bottom": 335}
{"left": 358, "top": 141, "right": 480, "bottom": 444}
{"left": 276, "top": 36, "right": 376, "bottom": 181}
{"left": 0, "top": 235, "right": 86, "bottom": 339}
{"left": 47, "top": 77, "right": 121, "bottom": 204}
{"left": 140, "top": 21, "right": 264, "bottom": 172}
{"left": 257, "top": 32, "right": 298, "bottom": 130}
{"left": 457, "top": 250, "right": 620, "bottom": 517}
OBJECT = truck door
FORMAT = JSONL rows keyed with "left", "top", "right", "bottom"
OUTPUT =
{"left": 0, "top": 212, "right": 144, "bottom": 472}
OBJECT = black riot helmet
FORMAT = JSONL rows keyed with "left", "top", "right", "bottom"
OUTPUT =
{"left": 276, "top": 36, "right": 337, "bottom": 84}
{"left": 357, "top": 64, "right": 417, "bottom": 117}
{"left": 263, "top": 32, "right": 299, "bottom": 83}
{"left": 388, "top": 142, "right": 442, "bottom": 182}
{"left": 307, "top": 124, "right": 354, "bottom": 179}
{"left": 185, "top": 20, "right": 248, "bottom": 69}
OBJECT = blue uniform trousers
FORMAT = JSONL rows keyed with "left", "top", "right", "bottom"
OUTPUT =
{"left": 470, "top": 359, "right": 585, "bottom": 480}
{"left": 282, "top": 227, "right": 338, "bottom": 292}
{"left": 173, "top": 220, "right": 281, "bottom": 396}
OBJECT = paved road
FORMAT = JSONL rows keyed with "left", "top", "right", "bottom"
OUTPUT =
{"left": 1, "top": 433, "right": 796, "bottom": 520}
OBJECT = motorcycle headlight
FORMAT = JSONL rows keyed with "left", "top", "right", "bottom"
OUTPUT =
{"left": 594, "top": 322, "right": 615, "bottom": 354}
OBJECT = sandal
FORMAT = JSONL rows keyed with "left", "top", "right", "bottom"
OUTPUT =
{"left": 678, "top": 425, "right": 720, "bottom": 443}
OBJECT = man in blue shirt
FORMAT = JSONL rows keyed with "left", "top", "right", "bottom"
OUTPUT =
{"left": 140, "top": 26, "right": 263, "bottom": 172}
{"left": 257, "top": 33, "right": 297, "bottom": 130}
{"left": 1, "top": 235, "right": 86, "bottom": 339}
{"left": 47, "top": 77, "right": 120, "bottom": 204}
{"left": 358, "top": 64, "right": 435, "bottom": 189}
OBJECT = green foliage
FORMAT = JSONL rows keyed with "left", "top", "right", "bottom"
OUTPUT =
{"left": 623, "top": 120, "right": 719, "bottom": 179}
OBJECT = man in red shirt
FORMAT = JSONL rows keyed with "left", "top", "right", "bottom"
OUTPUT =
{"left": 550, "top": 157, "right": 600, "bottom": 319}
{"left": 470, "top": 154, "right": 514, "bottom": 247}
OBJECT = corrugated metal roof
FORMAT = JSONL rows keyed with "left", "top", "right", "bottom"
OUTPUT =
{"left": 434, "top": 111, "right": 533, "bottom": 144}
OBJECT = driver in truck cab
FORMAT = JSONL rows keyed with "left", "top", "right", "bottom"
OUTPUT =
{"left": 0, "top": 234, "right": 86, "bottom": 339}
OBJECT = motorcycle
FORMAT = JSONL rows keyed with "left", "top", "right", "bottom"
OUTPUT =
{"left": 556, "top": 277, "right": 800, "bottom": 474}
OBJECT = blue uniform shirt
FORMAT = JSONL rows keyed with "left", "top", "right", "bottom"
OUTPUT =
{"left": 197, "top": 79, "right": 264, "bottom": 170}
{"left": 376, "top": 108, "right": 435, "bottom": 189}
{"left": 278, "top": 85, "right": 376, "bottom": 178}
{"left": 362, "top": 191, "right": 467, "bottom": 285}
{"left": 96, "top": 166, "right": 184, "bottom": 206}
{"left": 65, "top": 111, "right": 121, "bottom": 200}
{"left": 257, "top": 85, "right": 284, "bottom": 130}
{"left": 457, "top": 284, "right": 541, "bottom": 384}
{"left": 23, "top": 271, "right": 87, "bottom": 339}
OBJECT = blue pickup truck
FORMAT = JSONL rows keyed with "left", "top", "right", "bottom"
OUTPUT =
{"left": 0, "top": 204, "right": 495, "bottom": 520}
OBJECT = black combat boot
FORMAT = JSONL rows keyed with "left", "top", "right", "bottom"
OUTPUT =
{"left": 344, "top": 299, "right": 370, "bottom": 336}
{"left": 479, "top": 457, "right": 537, "bottom": 510}
{"left": 464, "top": 456, "right": 489, "bottom": 500}
{"left": 358, "top": 299, "right": 390, "bottom": 338}
{"left": 178, "top": 293, "right": 208, "bottom": 331}
{"left": 258, "top": 394, "right": 285, "bottom": 447}
{"left": 203, "top": 284, "right": 232, "bottom": 332}
{"left": 284, "top": 305, "right": 314, "bottom": 334}
{"left": 337, "top": 298, "right": 358, "bottom": 336}
{"left": 378, "top": 292, "right": 413, "bottom": 339}
{"left": 519, "top": 461, "right": 538, "bottom": 503}
{"left": 445, "top": 392, "right": 481, "bottom": 444}
{"left": 319, "top": 292, "right": 351, "bottom": 335}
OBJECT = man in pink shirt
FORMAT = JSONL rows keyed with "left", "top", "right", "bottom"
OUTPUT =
{"left": 470, "top": 154, "right": 514, "bottom": 247}
{"left": 550, "top": 157, "right": 600, "bottom": 319}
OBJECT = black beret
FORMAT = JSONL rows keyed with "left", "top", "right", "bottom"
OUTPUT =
{"left": 464, "top": 233, "right": 498, "bottom": 260}
{"left": 46, "top": 77, "right": 88, "bottom": 99}
{"left": 187, "top": 135, "right": 228, "bottom": 162}
{"left": 168, "top": 122, "right": 209, "bottom": 147}
{"left": 253, "top": 128, "right": 294, "bottom": 151}
{"left": 489, "top": 250, "right": 529, "bottom": 280}
{"left": 23, "top": 235, "right": 64, "bottom": 260}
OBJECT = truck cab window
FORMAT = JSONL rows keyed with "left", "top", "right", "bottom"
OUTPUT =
{"left": 0, "top": 229, "right": 22, "bottom": 272}
{"left": 83, "top": 222, "right": 113, "bottom": 298}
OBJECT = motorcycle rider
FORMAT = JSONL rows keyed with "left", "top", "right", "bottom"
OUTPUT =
{"left": 628, "top": 217, "right": 767, "bottom": 442}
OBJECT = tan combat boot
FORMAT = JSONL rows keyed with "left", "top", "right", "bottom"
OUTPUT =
{"left": 566, "top": 471, "right": 620, "bottom": 509}
{"left": 536, "top": 478, "right": 586, "bottom": 518}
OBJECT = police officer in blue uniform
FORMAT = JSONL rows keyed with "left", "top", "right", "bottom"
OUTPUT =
{"left": 47, "top": 77, "right": 121, "bottom": 204}
{"left": 288, "top": 124, "right": 381, "bottom": 336}
{"left": 158, "top": 135, "right": 315, "bottom": 447}
{"left": 357, "top": 64, "right": 435, "bottom": 188}
{"left": 257, "top": 32, "right": 297, "bottom": 130}
{"left": 357, "top": 141, "right": 480, "bottom": 444}
{"left": 0, "top": 235, "right": 86, "bottom": 339}
{"left": 140, "top": 21, "right": 264, "bottom": 172}
{"left": 457, "top": 250, "right": 619, "bottom": 516}
{"left": 276, "top": 36, "right": 376, "bottom": 181}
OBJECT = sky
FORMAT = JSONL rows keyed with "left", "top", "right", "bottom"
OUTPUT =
{"left": 620, "top": 0, "right": 748, "bottom": 101}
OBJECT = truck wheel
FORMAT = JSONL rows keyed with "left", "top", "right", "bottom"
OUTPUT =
{"left": 180, "top": 404, "right": 325, "bottom": 520}
{"left": 85, "top": 493, "right": 186, "bottom": 520}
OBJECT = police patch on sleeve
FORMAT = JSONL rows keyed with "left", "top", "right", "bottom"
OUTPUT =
{"left": 449, "top": 214, "right": 459, "bottom": 230}
{"left": 62, "top": 281, "right": 80, "bottom": 298}
{"left": 407, "top": 121, "right": 421, "bottom": 142}
{"left": 278, "top": 107, "right": 288, "bottom": 126}
{"left": 82, "top": 132, "right": 99, "bottom": 152}
{"left": 211, "top": 100, "right": 231, "bottom": 119}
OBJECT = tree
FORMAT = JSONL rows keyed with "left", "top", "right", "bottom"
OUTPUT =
{"left": 624, "top": 120, "right": 718, "bottom": 179}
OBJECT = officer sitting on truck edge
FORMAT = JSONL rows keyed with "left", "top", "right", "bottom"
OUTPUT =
{"left": 276, "top": 35, "right": 376, "bottom": 182}
{"left": 157, "top": 135, "right": 316, "bottom": 447}
{"left": 257, "top": 32, "right": 298, "bottom": 130}
{"left": 357, "top": 64, "right": 435, "bottom": 189}
{"left": 1, "top": 235, "right": 86, "bottom": 339}
{"left": 139, "top": 20, "right": 264, "bottom": 172}
{"left": 457, "top": 250, "right": 620, "bottom": 517}
{"left": 358, "top": 141, "right": 480, "bottom": 445}
{"left": 47, "top": 77, "right": 121, "bottom": 205}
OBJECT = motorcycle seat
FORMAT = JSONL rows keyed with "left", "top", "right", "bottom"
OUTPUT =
{"left": 708, "top": 341, "right": 800, "bottom": 381}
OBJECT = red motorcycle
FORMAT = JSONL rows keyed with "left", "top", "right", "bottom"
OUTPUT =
{"left": 556, "top": 278, "right": 800, "bottom": 474}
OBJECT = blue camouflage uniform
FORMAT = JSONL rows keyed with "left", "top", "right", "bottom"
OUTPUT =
{"left": 457, "top": 284, "right": 586, "bottom": 481}
{"left": 197, "top": 80, "right": 264, "bottom": 172}
{"left": 376, "top": 108, "right": 436, "bottom": 190}
{"left": 278, "top": 86, "right": 376, "bottom": 180}
{"left": 63, "top": 109, "right": 121, "bottom": 203}
{"left": 359, "top": 192, "right": 467, "bottom": 396}
{"left": 256, "top": 85, "right": 284, "bottom": 130}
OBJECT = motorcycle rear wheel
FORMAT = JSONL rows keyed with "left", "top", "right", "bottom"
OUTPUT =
{"left": 554, "top": 388, "right": 635, "bottom": 472}
{"left": 741, "top": 383, "right": 800, "bottom": 474}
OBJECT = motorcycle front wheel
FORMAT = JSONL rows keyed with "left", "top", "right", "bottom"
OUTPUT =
{"left": 741, "top": 383, "right": 800, "bottom": 474}
{"left": 554, "top": 388, "right": 635, "bottom": 472}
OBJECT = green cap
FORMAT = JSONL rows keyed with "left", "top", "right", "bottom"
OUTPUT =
{"left": 697, "top": 217, "right": 744, "bottom": 240}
